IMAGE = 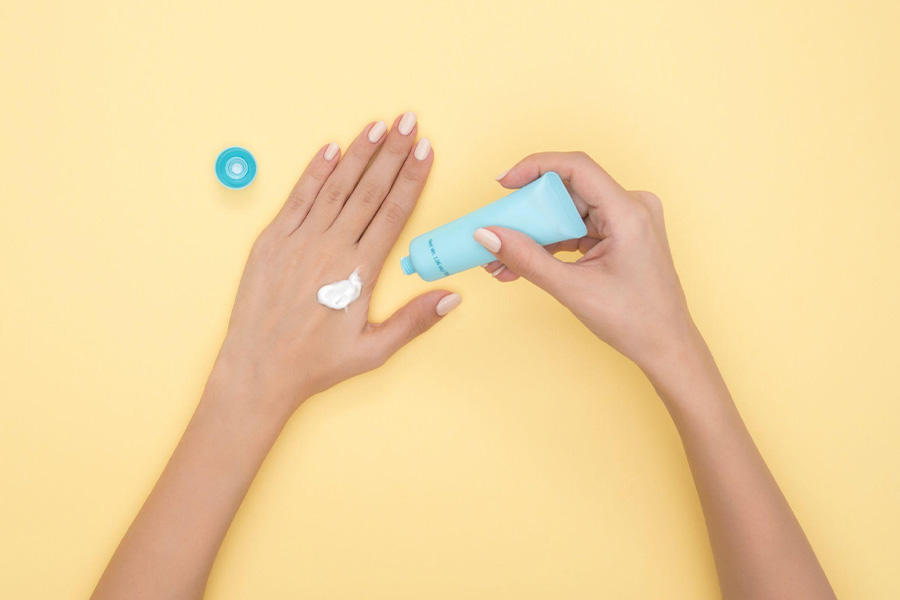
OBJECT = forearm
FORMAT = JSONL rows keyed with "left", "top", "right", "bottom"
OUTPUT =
{"left": 643, "top": 327, "right": 835, "bottom": 600}
{"left": 92, "top": 367, "right": 290, "bottom": 600}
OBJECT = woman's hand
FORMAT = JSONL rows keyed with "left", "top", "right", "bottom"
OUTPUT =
{"left": 479, "top": 153, "right": 837, "bottom": 600}
{"left": 477, "top": 152, "right": 696, "bottom": 376}
{"left": 213, "top": 113, "right": 460, "bottom": 420}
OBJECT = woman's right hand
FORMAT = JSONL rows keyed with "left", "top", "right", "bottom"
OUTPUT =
{"left": 479, "top": 153, "right": 839, "bottom": 600}
{"left": 475, "top": 152, "right": 701, "bottom": 376}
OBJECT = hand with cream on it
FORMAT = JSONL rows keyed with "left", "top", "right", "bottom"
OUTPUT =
{"left": 211, "top": 113, "right": 460, "bottom": 419}
{"left": 476, "top": 152, "right": 695, "bottom": 378}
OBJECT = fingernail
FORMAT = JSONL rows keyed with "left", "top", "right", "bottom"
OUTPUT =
{"left": 323, "top": 142, "right": 339, "bottom": 161}
{"left": 473, "top": 228, "right": 501, "bottom": 253}
{"left": 368, "top": 120, "right": 387, "bottom": 143}
{"left": 414, "top": 137, "right": 431, "bottom": 161}
{"left": 436, "top": 293, "right": 462, "bottom": 316}
{"left": 495, "top": 168, "right": 510, "bottom": 181}
{"left": 491, "top": 265, "right": 506, "bottom": 278}
{"left": 398, "top": 111, "right": 417, "bottom": 136}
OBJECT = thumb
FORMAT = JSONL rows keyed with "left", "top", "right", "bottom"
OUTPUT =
{"left": 473, "top": 227, "right": 569, "bottom": 293}
{"left": 367, "top": 290, "right": 461, "bottom": 361}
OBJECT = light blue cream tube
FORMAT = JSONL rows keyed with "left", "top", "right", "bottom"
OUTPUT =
{"left": 401, "top": 171, "right": 587, "bottom": 281}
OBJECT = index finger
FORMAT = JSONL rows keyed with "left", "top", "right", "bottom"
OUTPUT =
{"left": 358, "top": 137, "right": 433, "bottom": 264}
{"left": 496, "top": 151, "right": 627, "bottom": 212}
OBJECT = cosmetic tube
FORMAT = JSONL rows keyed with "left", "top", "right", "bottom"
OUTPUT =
{"left": 401, "top": 172, "right": 586, "bottom": 281}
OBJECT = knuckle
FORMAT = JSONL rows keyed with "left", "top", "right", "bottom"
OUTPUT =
{"left": 250, "top": 231, "right": 275, "bottom": 261}
{"left": 320, "top": 184, "right": 344, "bottom": 205}
{"left": 349, "top": 143, "right": 371, "bottom": 161}
{"left": 357, "top": 181, "right": 384, "bottom": 205}
{"left": 384, "top": 140, "right": 408, "bottom": 158}
{"left": 512, "top": 248, "right": 535, "bottom": 277}
{"left": 632, "top": 191, "right": 663, "bottom": 223}
{"left": 306, "top": 165, "right": 329, "bottom": 184}
{"left": 635, "top": 190, "right": 662, "bottom": 210}
{"left": 410, "top": 310, "right": 433, "bottom": 336}
{"left": 400, "top": 165, "right": 426, "bottom": 184}
{"left": 285, "top": 192, "right": 309, "bottom": 212}
{"left": 572, "top": 150, "right": 593, "bottom": 163}
{"left": 381, "top": 199, "right": 408, "bottom": 226}
{"left": 622, "top": 201, "right": 655, "bottom": 236}
{"left": 635, "top": 202, "right": 653, "bottom": 222}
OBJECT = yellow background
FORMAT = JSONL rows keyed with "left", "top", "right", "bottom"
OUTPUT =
{"left": 1, "top": 0, "right": 898, "bottom": 597}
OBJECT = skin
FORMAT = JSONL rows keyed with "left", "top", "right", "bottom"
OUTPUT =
{"left": 480, "top": 152, "right": 837, "bottom": 599}
{"left": 91, "top": 113, "right": 458, "bottom": 600}
{"left": 90, "top": 125, "right": 835, "bottom": 599}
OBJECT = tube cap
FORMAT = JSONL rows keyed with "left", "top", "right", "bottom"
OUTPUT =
{"left": 215, "top": 147, "right": 257, "bottom": 189}
{"left": 400, "top": 255, "right": 415, "bottom": 275}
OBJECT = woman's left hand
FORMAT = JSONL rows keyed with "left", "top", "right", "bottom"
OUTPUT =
{"left": 210, "top": 113, "right": 460, "bottom": 421}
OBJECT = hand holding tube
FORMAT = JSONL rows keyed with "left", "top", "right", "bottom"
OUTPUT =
{"left": 402, "top": 172, "right": 586, "bottom": 280}
{"left": 479, "top": 152, "right": 836, "bottom": 600}
{"left": 477, "top": 152, "right": 697, "bottom": 378}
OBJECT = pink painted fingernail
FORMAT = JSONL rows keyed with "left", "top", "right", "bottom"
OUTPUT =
{"left": 398, "top": 111, "right": 417, "bottom": 136}
{"left": 473, "top": 228, "right": 501, "bottom": 253}
{"left": 436, "top": 293, "right": 462, "bottom": 316}
{"left": 495, "top": 168, "right": 510, "bottom": 181}
{"left": 323, "top": 142, "right": 339, "bottom": 161}
{"left": 491, "top": 265, "right": 506, "bottom": 278}
{"left": 368, "top": 120, "right": 387, "bottom": 143}
{"left": 414, "top": 137, "right": 431, "bottom": 160}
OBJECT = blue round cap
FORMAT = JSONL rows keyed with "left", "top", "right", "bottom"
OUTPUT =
{"left": 215, "top": 147, "right": 257, "bottom": 189}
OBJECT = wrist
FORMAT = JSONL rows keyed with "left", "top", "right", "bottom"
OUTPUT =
{"left": 198, "top": 373, "right": 289, "bottom": 443}
{"left": 631, "top": 311, "right": 705, "bottom": 381}
{"left": 202, "top": 346, "right": 309, "bottom": 433}
{"left": 636, "top": 322, "right": 733, "bottom": 420}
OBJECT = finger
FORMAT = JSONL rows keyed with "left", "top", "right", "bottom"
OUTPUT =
{"left": 543, "top": 237, "right": 601, "bottom": 256}
{"left": 482, "top": 259, "right": 503, "bottom": 274}
{"left": 332, "top": 112, "right": 419, "bottom": 241}
{"left": 303, "top": 120, "right": 388, "bottom": 231}
{"left": 488, "top": 263, "right": 508, "bottom": 278}
{"left": 481, "top": 260, "right": 516, "bottom": 280}
{"left": 578, "top": 237, "right": 602, "bottom": 254}
{"left": 271, "top": 142, "right": 341, "bottom": 234}
{"left": 495, "top": 267, "right": 520, "bottom": 282}
{"left": 482, "top": 230, "right": 592, "bottom": 270}
{"left": 481, "top": 261, "right": 518, "bottom": 282}
{"left": 364, "top": 290, "right": 460, "bottom": 364}
{"left": 495, "top": 151, "right": 627, "bottom": 213}
{"left": 544, "top": 239, "right": 582, "bottom": 255}
{"left": 358, "top": 137, "right": 433, "bottom": 263}
{"left": 483, "top": 236, "right": 600, "bottom": 283}
{"left": 483, "top": 223, "right": 598, "bottom": 273}
{"left": 473, "top": 226, "right": 569, "bottom": 295}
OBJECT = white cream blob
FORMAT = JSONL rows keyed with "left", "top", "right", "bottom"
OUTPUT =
{"left": 316, "top": 268, "right": 363, "bottom": 311}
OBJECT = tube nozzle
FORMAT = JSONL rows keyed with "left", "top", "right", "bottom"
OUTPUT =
{"left": 400, "top": 255, "right": 416, "bottom": 275}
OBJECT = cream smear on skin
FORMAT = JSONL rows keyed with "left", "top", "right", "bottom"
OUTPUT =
{"left": 317, "top": 268, "right": 363, "bottom": 311}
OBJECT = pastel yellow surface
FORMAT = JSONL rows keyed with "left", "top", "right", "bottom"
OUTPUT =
{"left": 1, "top": 0, "right": 898, "bottom": 597}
